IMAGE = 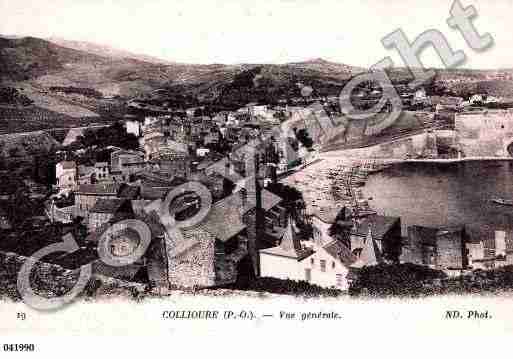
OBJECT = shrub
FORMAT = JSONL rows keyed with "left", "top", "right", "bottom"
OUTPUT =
{"left": 243, "top": 277, "right": 342, "bottom": 297}
{"left": 350, "top": 263, "right": 447, "bottom": 297}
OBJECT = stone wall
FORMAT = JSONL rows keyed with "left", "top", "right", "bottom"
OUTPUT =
{"left": 455, "top": 111, "right": 513, "bottom": 157}
{"left": 324, "top": 131, "right": 437, "bottom": 159}
{"left": 404, "top": 226, "right": 428, "bottom": 266}
{"left": 147, "top": 229, "right": 250, "bottom": 289}
{"left": 0, "top": 251, "right": 81, "bottom": 298}
{"left": 436, "top": 232, "right": 465, "bottom": 269}
{"left": 0, "top": 251, "right": 145, "bottom": 300}
{"left": 158, "top": 229, "right": 217, "bottom": 289}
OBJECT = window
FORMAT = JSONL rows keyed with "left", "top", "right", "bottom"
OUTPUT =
{"left": 320, "top": 260, "right": 326, "bottom": 272}
{"left": 310, "top": 258, "right": 314, "bottom": 266}
{"left": 305, "top": 268, "right": 311, "bottom": 282}
{"left": 332, "top": 261, "right": 336, "bottom": 269}
{"left": 336, "top": 274, "right": 343, "bottom": 287}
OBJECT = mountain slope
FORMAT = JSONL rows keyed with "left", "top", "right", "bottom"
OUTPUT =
{"left": 4, "top": 35, "right": 513, "bottom": 110}
{"left": 0, "top": 36, "right": 367, "bottom": 101}
{"left": 0, "top": 36, "right": 109, "bottom": 82}
{"left": 47, "top": 37, "right": 175, "bottom": 65}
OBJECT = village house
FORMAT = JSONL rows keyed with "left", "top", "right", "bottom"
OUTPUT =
{"left": 467, "top": 230, "right": 513, "bottom": 270}
{"left": 470, "top": 94, "right": 484, "bottom": 105}
{"left": 151, "top": 146, "right": 191, "bottom": 179}
{"left": 94, "top": 162, "right": 110, "bottom": 182}
{"left": 431, "top": 96, "right": 464, "bottom": 114}
{"left": 75, "top": 183, "right": 122, "bottom": 219}
{"left": 350, "top": 215, "right": 402, "bottom": 264}
{"left": 146, "top": 190, "right": 252, "bottom": 289}
{"left": 196, "top": 148, "right": 210, "bottom": 158}
{"left": 77, "top": 165, "right": 95, "bottom": 185}
{"left": 88, "top": 198, "right": 134, "bottom": 232}
{"left": 143, "top": 115, "right": 197, "bottom": 148}
{"left": 141, "top": 157, "right": 295, "bottom": 289}
{"left": 259, "top": 219, "right": 314, "bottom": 280}
{"left": 260, "top": 217, "right": 357, "bottom": 290}
{"left": 311, "top": 207, "right": 353, "bottom": 247}
{"left": 110, "top": 149, "right": 146, "bottom": 182}
{"left": 203, "top": 129, "right": 220, "bottom": 146}
{"left": 412, "top": 88, "right": 431, "bottom": 107}
{"left": 110, "top": 149, "right": 145, "bottom": 172}
{"left": 56, "top": 161, "right": 77, "bottom": 191}
{"left": 136, "top": 172, "right": 186, "bottom": 200}
{"left": 0, "top": 206, "right": 12, "bottom": 230}
{"left": 46, "top": 200, "right": 75, "bottom": 224}
{"left": 485, "top": 95, "right": 500, "bottom": 104}
{"left": 124, "top": 117, "right": 143, "bottom": 138}
{"left": 237, "top": 103, "right": 260, "bottom": 116}
{"left": 405, "top": 225, "right": 468, "bottom": 271}
{"left": 143, "top": 130, "right": 166, "bottom": 161}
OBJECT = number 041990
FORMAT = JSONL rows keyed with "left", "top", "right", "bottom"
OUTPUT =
{"left": 3, "top": 344, "right": 35, "bottom": 352}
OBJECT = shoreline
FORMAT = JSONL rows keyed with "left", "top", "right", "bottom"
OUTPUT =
{"left": 319, "top": 154, "right": 513, "bottom": 165}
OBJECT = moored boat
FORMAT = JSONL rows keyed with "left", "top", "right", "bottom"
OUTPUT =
{"left": 491, "top": 197, "right": 513, "bottom": 206}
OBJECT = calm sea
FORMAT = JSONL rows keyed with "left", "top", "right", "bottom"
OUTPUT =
{"left": 362, "top": 161, "right": 513, "bottom": 241}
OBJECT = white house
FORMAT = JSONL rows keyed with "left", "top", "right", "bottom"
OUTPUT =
{"left": 196, "top": 148, "right": 211, "bottom": 158}
{"left": 412, "top": 88, "right": 431, "bottom": 107}
{"left": 94, "top": 162, "right": 110, "bottom": 182}
{"left": 56, "top": 161, "right": 77, "bottom": 191}
{"left": 485, "top": 95, "right": 500, "bottom": 104}
{"left": 125, "top": 118, "right": 142, "bottom": 137}
{"left": 470, "top": 94, "right": 484, "bottom": 104}
{"left": 259, "top": 218, "right": 356, "bottom": 290}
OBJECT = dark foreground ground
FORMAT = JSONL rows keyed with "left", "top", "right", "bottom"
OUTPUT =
{"left": 4, "top": 257, "right": 513, "bottom": 302}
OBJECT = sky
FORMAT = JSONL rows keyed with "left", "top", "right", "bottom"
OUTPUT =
{"left": 0, "top": 0, "right": 512, "bottom": 68}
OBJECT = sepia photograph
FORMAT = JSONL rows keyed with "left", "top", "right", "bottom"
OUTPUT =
{"left": 0, "top": 0, "right": 513, "bottom": 357}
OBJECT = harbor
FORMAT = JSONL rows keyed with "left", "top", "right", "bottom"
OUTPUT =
{"left": 281, "top": 157, "right": 392, "bottom": 218}
{"left": 283, "top": 156, "right": 513, "bottom": 243}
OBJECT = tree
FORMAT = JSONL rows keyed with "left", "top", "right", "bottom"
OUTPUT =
{"left": 328, "top": 207, "right": 353, "bottom": 248}
{"left": 33, "top": 150, "right": 57, "bottom": 186}
{"left": 295, "top": 128, "right": 314, "bottom": 149}
{"left": 7, "top": 185, "right": 34, "bottom": 229}
{"left": 266, "top": 183, "right": 310, "bottom": 236}
{"left": 76, "top": 122, "right": 139, "bottom": 151}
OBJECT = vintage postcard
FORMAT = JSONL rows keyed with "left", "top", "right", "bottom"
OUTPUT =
{"left": 0, "top": 0, "right": 512, "bottom": 357}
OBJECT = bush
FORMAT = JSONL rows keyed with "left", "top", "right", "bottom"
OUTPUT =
{"left": 243, "top": 277, "right": 342, "bottom": 297}
{"left": 0, "top": 87, "right": 33, "bottom": 106}
{"left": 350, "top": 263, "right": 447, "bottom": 297}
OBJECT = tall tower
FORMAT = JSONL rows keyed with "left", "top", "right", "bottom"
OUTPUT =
{"left": 242, "top": 148, "right": 264, "bottom": 278}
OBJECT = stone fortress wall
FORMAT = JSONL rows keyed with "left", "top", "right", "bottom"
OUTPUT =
{"left": 455, "top": 110, "right": 513, "bottom": 157}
